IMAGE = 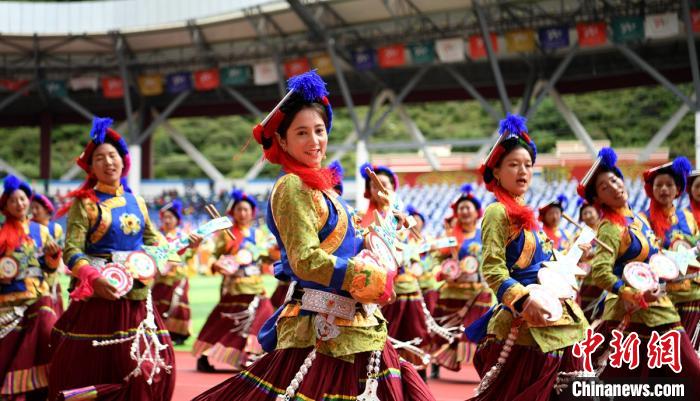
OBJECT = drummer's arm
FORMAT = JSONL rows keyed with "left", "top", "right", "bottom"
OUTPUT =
{"left": 212, "top": 231, "right": 228, "bottom": 259}
{"left": 63, "top": 200, "right": 91, "bottom": 277}
{"left": 39, "top": 225, "right": 61, "bottom": 270}
{"left": 481, "top": 203, "right": 529, "bottom": 311}
{"left": 590, "top": 220, "right": 624, "bottom": 293}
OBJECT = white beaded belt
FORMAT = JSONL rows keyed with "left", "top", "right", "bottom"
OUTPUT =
{"left": 300, "top": 288, "right": 357, "bottom": 321}
{"left": 242, "top": 265, "right": 261, "bottom": 277}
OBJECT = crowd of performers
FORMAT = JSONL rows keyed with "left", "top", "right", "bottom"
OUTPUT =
{"left": 2, "top": 69, "right": 700, "bottom": 401}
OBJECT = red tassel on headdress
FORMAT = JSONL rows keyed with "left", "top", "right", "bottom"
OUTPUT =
{"left": 596, "top": 203, "right": 628, "bottom": 227}
{"left": 690, "top": 198, "right": 700, "bottom": 226}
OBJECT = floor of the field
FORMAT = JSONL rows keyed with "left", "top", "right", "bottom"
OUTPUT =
{"left": 173, "top": 350, "right": 480, "bottom": 401}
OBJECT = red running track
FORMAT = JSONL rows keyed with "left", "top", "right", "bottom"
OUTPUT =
{"left": 173, "top": 351, "right": 479, "bottom": 401}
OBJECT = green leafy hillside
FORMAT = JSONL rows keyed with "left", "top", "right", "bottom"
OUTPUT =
{"left": 0, "top": 83, "right": 694, "bottom": 180}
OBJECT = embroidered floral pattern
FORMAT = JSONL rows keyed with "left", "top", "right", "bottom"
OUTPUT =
{"left": 119, "top": 213, "right": 141, "bottom": 235}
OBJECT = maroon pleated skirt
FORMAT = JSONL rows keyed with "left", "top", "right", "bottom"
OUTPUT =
{"left": 152, "top": 278, "right": 192, "bottom": 338}
{"left": 191, "top": 341, "right": 435, "bottom": 401}
{"left": 675, "top": 299, "right": 700, "bottom": 350}
{"left": 48, "top": 297, "right": 175, "bottom": 401}
{"left": 421, "top": 289, "right": 439, "bottom": 316}
{"left": 192, "top": 294, "right": 273, "bottom": 369}
{"left": 431, "top": 291, "right": 492, "bottom": 370}
{"left": 269, "top": 282, "right": 290, "bottom": 309}
{"left": 0, "top": 296, "right": 57, "bottom": 396}
{"left": 593, "top": 320, "right": 700, "bottom": 396}
{"left": 469, "top": 338, "right": 583, "bottom": 401}
{"left": 381, "top": 291, "right": 431, "bottom": 369}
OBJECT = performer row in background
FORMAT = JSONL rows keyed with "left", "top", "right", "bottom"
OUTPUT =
{"left": 0, "top": 175, "right": 62, "bottom": 401}
{"left": 193, "top": 190, "right": 277, "bottom": 373}
{"left": 193, "top": 70, "right": 434, "bottom": 401}
{"left": 48, "top": 118, "right": 201, "bottom": 401}
{"left": 432, "top": 185, "right": 493, "bottom": 378}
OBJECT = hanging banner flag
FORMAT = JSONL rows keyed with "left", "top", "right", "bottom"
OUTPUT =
{"left": 284, "top": 57, "right": 311, "bottom": 78}
{"left": 645, "top": 13, "right": 679, "bottom": 39}
{"left": 193, "top": 68, "right": 220, "bottom": 91}
{"left": 101, "top": 76, "right": 124, "bottom": 99}
{"left": 468, "top": 33, "right": 498, "bottom": 59}
{"left": 408, "top": 42, "right": 435, "bottom": 64}
{"left": 69, "top": 75, "right": 98, "bottom": 91}
{"left": 692, "top": 10, "right": 700, "bottom": 33}
{"left": 166, "top": 72, "right": 192, "bottom": 94}
{"left": 310, "top": 53, "right": 336, "bottom": 76}
{"left": 435, "top": 37, "right": 465, "bottom": 62}
{"left": 377, "top": 44, "right": 406, "bottom": 68}
{"left": 253, "top": 61, "right": 279, "bottom": 85}
{"left": 611, "top": 16, "right": 644, "bottom": 43}
{"left": 0, "top": 79, "right": 29, "bottom": 93}
{"left": 538, "top": 26, "right": 570, "bottom": 50}
{"left": 44, "top": 80, "right": 67, "bottom": 98}
{"left": 221, "top": 66, "right": 251, "bottom": 86}
{"left": 576, "top": 22, "right": 607, "bottom": 47}
{"left": 137, "top": 74, "right": 163, "bottom": 96}
{"left": 352, "top": 48, "right": 376, "bottom": 70}
{"left": 505, "top": 29, "right": 536, "bottom": 53}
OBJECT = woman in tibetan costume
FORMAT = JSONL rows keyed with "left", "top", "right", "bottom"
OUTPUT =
{"left": 359, "top": 163, "right": 399, "bottom": 228}
{"left": 0, "top": 176, "right": 61, "bottom": 401}
{"left": 30, "top": 193, "right": 65, "bottom": 316}
{"left": 467, "top": 115, "right": 588, "bottom": 401}
{"left": 192, "top": 71, "right": 434, "bottom": 401}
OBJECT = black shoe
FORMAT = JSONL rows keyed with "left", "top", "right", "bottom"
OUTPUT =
{"left": 197, "top": 356, "right": 216, "bottom": 373}
{"left": 430, "top": 363, "right": 440, "bottom": 379}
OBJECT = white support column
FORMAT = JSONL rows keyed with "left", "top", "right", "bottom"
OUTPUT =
{"left": 696, "top": 112, "right": 700, "bottom": 169}
{"left": 127, "top": 144, "right": 142, "bottom": 195}
{"left": 549, "top": 89, "right": 597, "bottom": 158}
{"left": 397, "top": 105, "right": 440, "bottom": 170}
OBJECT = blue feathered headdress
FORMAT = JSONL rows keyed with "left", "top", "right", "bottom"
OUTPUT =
{"left": 480, "top": 114, "right": 537, "bottom": 190}
{"left": 643, "top": 156, "right": 693, "bottom": 198}
{"left": 360, "top": 162, "right": 399, "bottom": 199}
{"left": 228, "top": 189, "right": 257, "bottom": 213}
{"left": 160, "top": 199, "right": 183, "bottom": 222}
{"left": 77, "top": 116, "right": 131, "bottom": 177}
{"left": 451, "top": 183, "right": 483, "bottom": 216}
{"left": 328, "top": 159, "right": 344, "bottom": 195}
{"left": 253, "top": 70, "right": 333, "bottom": 149}
{"left": 578, "top": 147, "right": 624, "bottom": 202}
{"left": 1, "top": 174, "right": 32, "bottom": 209}
{"left": 406, "top": 205, "right": 426, "bottom": 223}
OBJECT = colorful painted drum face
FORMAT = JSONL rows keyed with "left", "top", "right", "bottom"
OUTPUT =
{"left": 649, "top": 253, "right": 679, "bottom": 281}
{"left": 218, "top": 255, "right": 239, "bottom": 275}
{"left": 525, "top": 284, "right": 563, "bottom": 322}
{"left": 440, "top": 259, "right": 461, "bottom": 281}
{"left": 0, "top": 256, "right": 19, "bottom": 280}
{"left": 102, "top": 263, "right": 133, "bottom": 298}
{"left": 126, "top": 251, "right": 157, "bottom": 281}
{"left": 670, "top": 239, "right": 692, "bottom": 252}
{"left": 460, "top": 255, "right": 479, "bottom": 274}
{"left": 623, "top": 262, "right": 657, "bottom": 292}
{"left": 365, "top": 231, "right": 398, "bottom": 273}
{"left": 537, "top": 267, "right": 576, "bottom": 299}
{"left": 235, "top": 249, "right": 254, "bottom": 266}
